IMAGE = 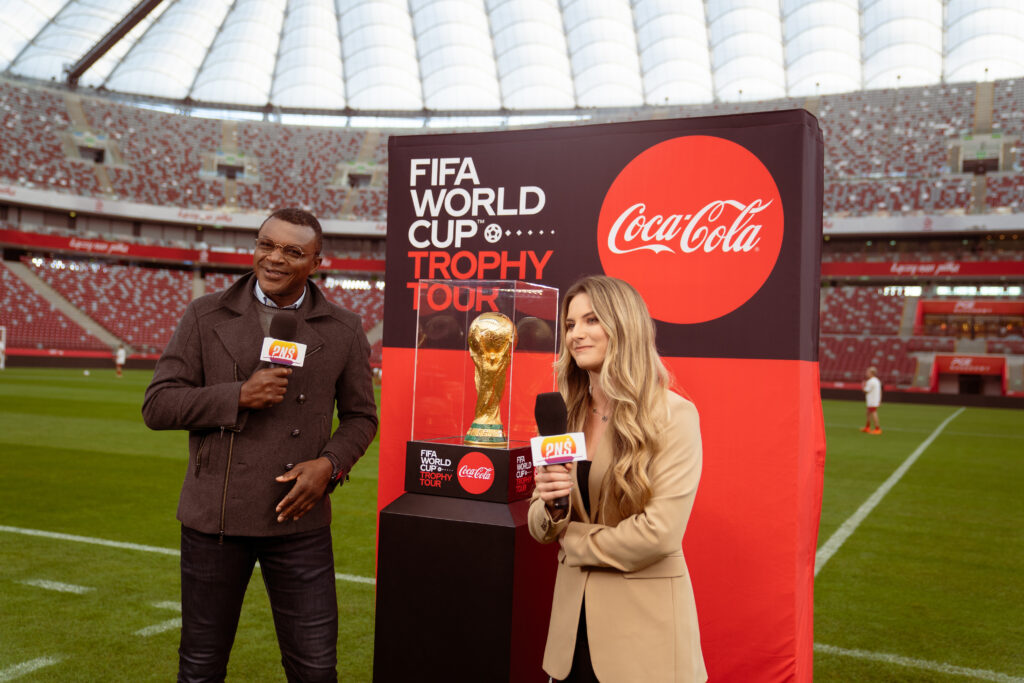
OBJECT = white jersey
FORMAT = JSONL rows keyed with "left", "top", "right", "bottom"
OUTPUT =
{"left": 864, "top": 376, "right": 881, "bottom": 408}
{"left": 115, "top": 347, "right": 126, "bottom": 365}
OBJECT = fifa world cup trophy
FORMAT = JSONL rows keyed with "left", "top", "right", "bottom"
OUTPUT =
{"left": 464, "top": 312, "right": 517, "bottom": 447}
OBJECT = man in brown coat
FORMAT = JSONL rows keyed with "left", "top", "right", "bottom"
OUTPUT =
{"left": 143, "top": 208, "right": 378, "bottom": 682}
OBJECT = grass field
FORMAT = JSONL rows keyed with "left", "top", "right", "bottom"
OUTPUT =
{"left": 1, "top": 368, "right": 1021, "bottom": 682}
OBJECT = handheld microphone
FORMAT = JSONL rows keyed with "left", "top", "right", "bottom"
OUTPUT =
{"left": 532, "top": 392, "right": 587, "bottom": 511}
{"left": 269, "top": 312, "right": 297, "bottom": 344}
{"left": 260, "top": 312, "right": 307, "bottom": 367}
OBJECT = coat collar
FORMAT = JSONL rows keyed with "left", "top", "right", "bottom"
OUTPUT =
{"left": 213, "top": 272, "right": 330, "bottom": 376}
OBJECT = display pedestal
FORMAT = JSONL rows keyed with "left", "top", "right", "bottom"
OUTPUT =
{"left": 373, "top": 494, "right": 557, "bottom": 682}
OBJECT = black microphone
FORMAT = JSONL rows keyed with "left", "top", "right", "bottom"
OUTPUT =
{"left": 269, "top": 312, "right": 297, "bottom": 346}
{"left": 534, "top": 391, "right": 570, "bottom": 511}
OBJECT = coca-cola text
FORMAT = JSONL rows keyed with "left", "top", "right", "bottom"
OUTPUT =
{"left": 607, "top": 199, "right": 771, "bottom": 255}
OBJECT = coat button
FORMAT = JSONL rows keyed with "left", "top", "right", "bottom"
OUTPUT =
{"left": 297, "top": 394, "right": 306, "bottom": 404}
{"left": 291, "top": 429, "right": 301, "bottom": 437}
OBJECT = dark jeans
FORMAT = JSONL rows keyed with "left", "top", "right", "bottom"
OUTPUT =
{"left": 178, "top": 525, "right": 338, "bottom": 683}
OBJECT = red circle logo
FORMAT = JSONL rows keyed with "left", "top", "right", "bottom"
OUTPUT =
{"left": 597, "top": 136, "right": 784, "bottom": 324}
{"left": 457, "top": 451, "right": 495, "bottom": 494}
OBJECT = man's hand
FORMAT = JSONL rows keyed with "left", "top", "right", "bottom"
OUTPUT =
{"left": 240, "top": 367, "right": 291, "bottom": 409}
{"left": 274, "top": 458, "right": 332, "bottom": 522}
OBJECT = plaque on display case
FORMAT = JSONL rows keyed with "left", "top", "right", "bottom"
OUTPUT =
{"left": 405, "top": 279, "right": 559, "bottom": 503}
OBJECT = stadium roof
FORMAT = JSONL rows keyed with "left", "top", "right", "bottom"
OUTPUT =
{"left": 2, "top": 0, "right": 1023, "bottom": 116}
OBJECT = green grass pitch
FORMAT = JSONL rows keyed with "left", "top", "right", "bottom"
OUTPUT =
{"left": 1, "top": 368, "right": 1021, "bottom": 681}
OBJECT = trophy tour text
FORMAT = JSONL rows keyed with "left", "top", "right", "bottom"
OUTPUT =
{"left": 406, "top": 157, "right": 553, "bottom": 310}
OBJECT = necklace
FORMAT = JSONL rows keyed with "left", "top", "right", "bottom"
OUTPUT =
{"left": 588, "top": 385, "right": 610, "bottom": 422}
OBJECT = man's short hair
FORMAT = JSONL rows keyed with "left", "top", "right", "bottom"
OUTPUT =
{"left": 262, "top": 208, "right": 323, "bottom": 255}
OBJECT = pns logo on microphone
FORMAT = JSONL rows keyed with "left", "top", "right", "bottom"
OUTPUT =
{"left": 530, "top": 432, "right": 588, "bottom": 467}
{"left": 260, "top": 338, "right": 308, "bottom": 367}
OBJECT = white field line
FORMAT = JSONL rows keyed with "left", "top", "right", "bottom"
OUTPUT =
{"left": 815, "top": 406, "right": 965, "bottom": 577}
{"left": 0, "top": 656, "right": 62, "bottom": 681}
{"left": 0, "top": 525, "right": 376, "bottom": 585}
{"left": 151, "top": 601, "right": 180, "bottom": 611}
{"left": 336, "top": 572, "right": 375, "bottom": 585}
{"left": 824, "top": 422, "right": 1024, "bottom": 440}
{"left": 18, "top": 579, "right": 93, "bottom": 594}
{"left": 815, "top": 643, "right": 1024, "bottom": 682}
{"left": 133, "top": 618, "right": 181, "bottom": 637}
{"left": 0, "top": 526, "right": 178, "bottom": 556}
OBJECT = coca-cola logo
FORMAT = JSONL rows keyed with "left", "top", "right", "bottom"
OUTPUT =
{"left": 457, "top": 451, "right": 495, "bottom": 494}
{"left": 597, "top": 135, "right": 784, "bottom": 324}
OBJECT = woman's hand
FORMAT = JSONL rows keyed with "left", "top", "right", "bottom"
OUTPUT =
{"left": 534, "top": 462, "right": 574, "bottom": 507}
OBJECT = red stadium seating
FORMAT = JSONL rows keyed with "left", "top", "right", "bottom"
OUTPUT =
{"left": 988, "top": 338, "right": 1024, "bottom": 355}
{"left": 820, "top": 286, "right": 905, "bottom": 335}
{"left": 992, "top": 78, "right": 1024, "bottom": 137}
{"left": 0, "top": 261, "right": 107, "bottom": 351}
{"left": 319, "top": 281, "right": 384, "bottom": 332}
{"left": 202, "top": 271, "right": 240, "bottom": 294}
{"left": 25, "top": 257, "right": 191, "bottom": 354}
{"left": 818, "top": 334, "right": 918, "bottom": 385}
{"left": 4, "top": 78, "right": 1023, "bottom": 219}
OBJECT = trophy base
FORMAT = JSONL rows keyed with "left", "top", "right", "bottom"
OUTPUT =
{"left": 464, "top": 422, "right": 507, "bottom": 447}
{"left": 406, "top": 440, "right": 534, "bottom": 503}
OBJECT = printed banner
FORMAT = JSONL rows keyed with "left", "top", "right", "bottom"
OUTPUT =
{"left": 934, "top": 355, "right": 1006, "bottom": 375}
{"left": 822, "top": 261, "right": 1024, "bottom": 278}
{"left": 919, "top": 300, "right": 1024, "bottom": 315}
{"left": 380, "top": 110, "right": 825, "bottom": 681}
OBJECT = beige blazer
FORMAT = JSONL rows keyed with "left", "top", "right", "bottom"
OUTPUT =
{"left": 528, "top": 392, "right": 707, "bottom": 683}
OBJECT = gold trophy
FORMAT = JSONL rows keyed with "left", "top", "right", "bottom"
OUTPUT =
{"left": 464, "top": 312, "right": 517, "bottom": 447}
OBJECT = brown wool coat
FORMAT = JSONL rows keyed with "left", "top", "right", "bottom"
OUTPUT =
{"left": 142, "top": 273, "right": 378, "bottom": 537}
{"left": 528, "top": 391, "right": 707, "bottom": 683}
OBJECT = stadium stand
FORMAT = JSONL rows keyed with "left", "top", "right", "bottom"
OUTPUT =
{"left": 1, "top": 80, "right": 384, "bottom": 219}
{"left": 83, "top": 98, "right": 224, "bottom": 208}
{"left": 988, "top": 339, "right": 1024, "bottom": 355}
{"left": 25, "top": 257, "right": 190, "bottom": 354}
{"left": 200, "top": 272, "right": 384, "bottom": 333}
{"left": 986, "top": 174, "right": 1024, "bottom": 212}
{"left": 820, "top": 286, "right": 905, "bottom": 335}
{"left": 0, "top": 261, "right": 107, "bottom": 351}
{"left": 202, "top": 271, "right": 239, "bottom": 294}
{"left": 0, "top": 82, "right": 101, "bottom": 196}
{"left": 819, "top": 286, "right": 919, "bottom": 386}
{"left": 319, "top": 281, "right": 385, "bottom": 333}
{"left": 6, "top": 78, "right": 1023, "bottom": 222}
{"left": 1, "top": 78, "right": 1021, "bottom": 387}
{"left": 232, "top": 122, "right": 365, "bottom": 217}
{"left": 818, "top": 334, "right": 918, "bottom": 386}
{"left": 992, "top": 78, "right": 1024, "bottom": 137}
{"left": 905, "top": 337, "right": 956, "bottom": 353}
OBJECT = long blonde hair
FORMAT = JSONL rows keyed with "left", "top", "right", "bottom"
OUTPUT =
{"left": 556, "top": 275, "right": 670, "bottom": 518}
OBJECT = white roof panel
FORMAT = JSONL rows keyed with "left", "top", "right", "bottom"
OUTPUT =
{"left": 1, "top": 0, "right": 1024, "bottom": 113}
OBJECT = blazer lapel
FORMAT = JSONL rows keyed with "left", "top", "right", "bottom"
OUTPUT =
{"left": 588, "top": 435, "right": 613, "bottom": 524}
{"left": 570, "top": 466, "right": 588, "bottom": 522}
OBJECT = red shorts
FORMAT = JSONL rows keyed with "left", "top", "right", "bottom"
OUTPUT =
{"left": 866, "top": 407, "right": 878, "bottom": 413}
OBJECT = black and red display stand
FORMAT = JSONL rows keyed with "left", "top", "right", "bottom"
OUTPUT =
{"left": 374, "top": 494, "right": 556, "bottom": 682}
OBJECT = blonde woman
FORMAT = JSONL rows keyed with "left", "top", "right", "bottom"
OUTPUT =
{"left": 529, "top": 275, "right": 706, "bottom": 682}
